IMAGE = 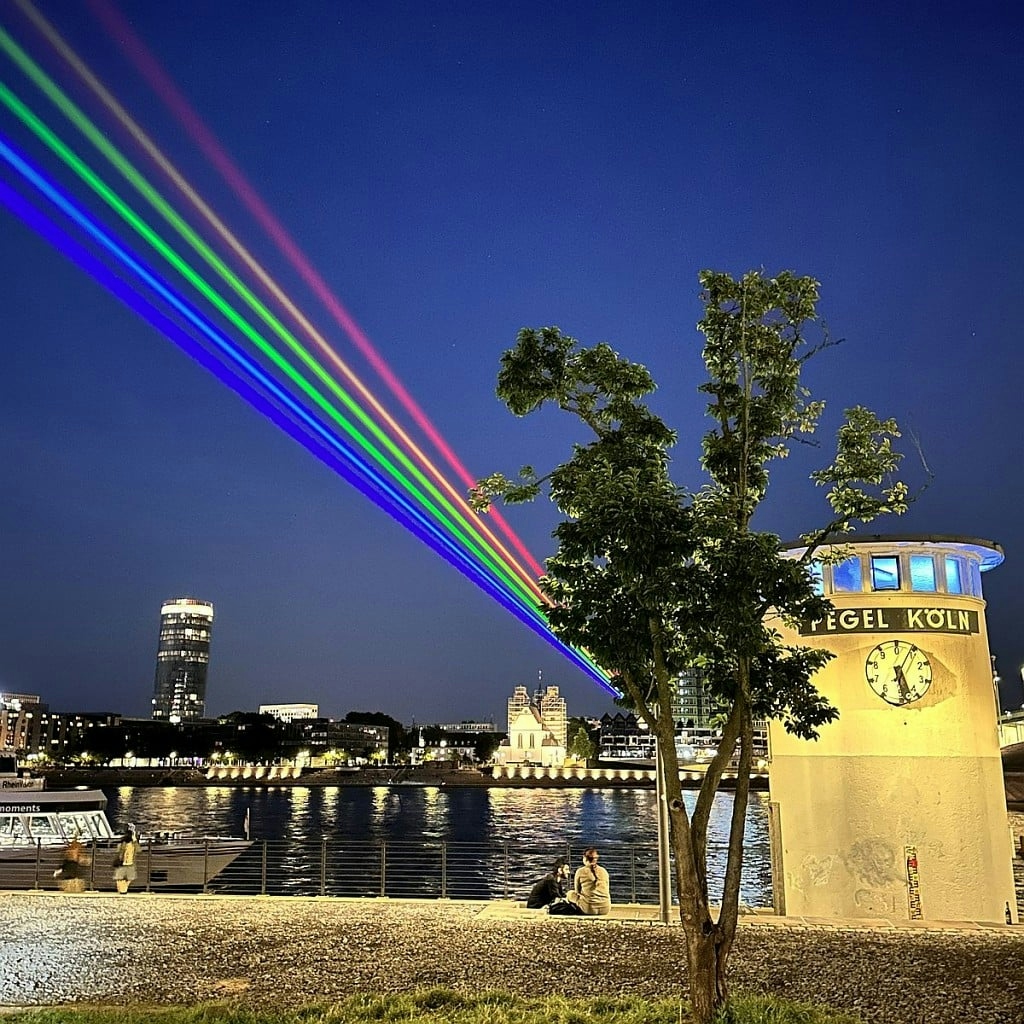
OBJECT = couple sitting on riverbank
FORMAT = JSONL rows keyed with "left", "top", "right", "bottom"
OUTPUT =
{"left": 526, "top": 848, "right": 610, "bottom": 916}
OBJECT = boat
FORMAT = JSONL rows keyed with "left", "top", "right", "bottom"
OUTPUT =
{"left": 0, "top": 759, "right": 251, "bottom": 891}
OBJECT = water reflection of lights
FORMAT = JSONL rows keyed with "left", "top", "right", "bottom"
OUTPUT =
{"left": 99, "top": 785, "right": 775, "bottom": 902}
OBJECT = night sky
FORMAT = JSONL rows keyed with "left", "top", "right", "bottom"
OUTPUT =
{"left": 2, "top": 0, "right": 1022, "bottom": 725}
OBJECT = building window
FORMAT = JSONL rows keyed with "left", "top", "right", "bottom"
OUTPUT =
{"left": 809, "top": 560, "right": 824, "bottom": 596}
{"left": 831, "top": 557, "right": 861, "bottom": 593}
{"left": 871, "top": 556, "right": 900, "bottom": 591}
{"left": 909, "top": 555, "right": 936, "bottom": 592}
{"left": 945, "top": 556, "right": 963, "bottom": 594}
{"left": 968, "top": 562, "right": 983, "bottom": 597}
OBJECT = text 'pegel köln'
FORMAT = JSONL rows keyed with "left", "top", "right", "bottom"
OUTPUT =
{"left": 799, "top": 607, "right": 979, "bottom": 636}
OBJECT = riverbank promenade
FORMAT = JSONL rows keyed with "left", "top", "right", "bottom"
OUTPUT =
{"left": 2, "top": 892, "right": 1021, "bottom": 1024}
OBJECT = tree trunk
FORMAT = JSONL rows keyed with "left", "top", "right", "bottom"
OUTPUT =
{"left": 682, "top": 909, "right": 727, "bottom": 1024}
{"left": 625, "top": 654, "right": 735, "bottom": 1024}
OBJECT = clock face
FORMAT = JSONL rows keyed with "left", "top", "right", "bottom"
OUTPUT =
{"left": 864, "top": 640, "right": 932, "bottom": 706}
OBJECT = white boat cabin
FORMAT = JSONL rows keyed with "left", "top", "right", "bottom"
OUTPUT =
{"left": 0, "top": 788, "right": 116, "bottom": 846}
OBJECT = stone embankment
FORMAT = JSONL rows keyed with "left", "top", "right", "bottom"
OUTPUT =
{"left": 1, "top": 893, "right": 1022, "bottom": 1024}
{"left": 39, "top": 765, "right": 765, "bottom": 790}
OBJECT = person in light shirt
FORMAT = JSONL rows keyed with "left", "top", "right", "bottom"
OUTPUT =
{"left": 568, "top": 847, "right": 611, "bottom": 915}
{"left": 112, "top": 825, "right": 140, "bottom": 894}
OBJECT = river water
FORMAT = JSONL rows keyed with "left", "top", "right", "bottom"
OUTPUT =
{"left": 103, "top": 784, "right": 774, "bottom": 905}
{"left": 101, "top": 785, "right": 1024, "bottom": 909}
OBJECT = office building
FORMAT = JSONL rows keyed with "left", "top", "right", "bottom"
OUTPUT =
{"left": 151, "top": 598, "right": 214, "bottom": 723}
{"left": 673, "top": 668, "right": 715, "bottom": 729}
{"left": 0, "top": 693, "right": 41, "bottom": 712}
{"left": 279, "top": 718, "right": 388, "bottom": 762}
{"left": 1, "top": 702, "right": 120, "bottom": 759}
{"left": 432, "top": 721, "right": 497, "bottom": 733}
{"left": 259, "top": 703, "right": 319, "bottom": 723}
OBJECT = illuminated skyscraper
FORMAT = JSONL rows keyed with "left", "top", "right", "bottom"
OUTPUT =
{"left": 672, "top": 667, "right": 714, "bottom": 729}
{"left": 151, "top": 598, "right": 214, "bottom": 722}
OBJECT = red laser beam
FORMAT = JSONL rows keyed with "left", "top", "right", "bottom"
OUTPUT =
{"left": 85, "top": 0, "right": 547, "bottom": 581}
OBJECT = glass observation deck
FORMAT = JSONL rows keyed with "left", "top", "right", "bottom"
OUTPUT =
{"left": 781, "top": 535, "right": 1004, "bottom": 600}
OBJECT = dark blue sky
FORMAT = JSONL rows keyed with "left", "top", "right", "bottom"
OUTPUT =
{"left": 1, "top": 0, "right": 1022, "bottom": 724}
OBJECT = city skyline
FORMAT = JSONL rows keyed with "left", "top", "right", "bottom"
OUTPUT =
{"left": 2, "top": 1, "right": 1022, "bottom": 722}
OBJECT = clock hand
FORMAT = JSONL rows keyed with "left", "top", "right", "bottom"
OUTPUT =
{"left": 897, "top": 644, "right": 917, "bottom": 675}
{"left": 893, "top": 664, "right": 911, "bottom": 700}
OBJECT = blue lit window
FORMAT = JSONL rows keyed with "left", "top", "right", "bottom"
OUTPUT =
{"left": 831, "top": 557, "right": 861, "bottom": 592}
{"left": 909, "top": 555, "right": 936, "bottom": 592}
{"left": 969, "top": 562, "right": 982, "bottom": 597}
{"left": 871, "top": 556, "right": 900, "bottom": 591}
{"left": 945, "top": 556, "right": 963, "bottom": 594}
{"left": 809, "top": 560, "right": 824, "bottom": 596}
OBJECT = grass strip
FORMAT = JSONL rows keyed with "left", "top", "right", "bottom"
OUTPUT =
{"left": 1, "top": 988, "right": 863, "bottom": 1024}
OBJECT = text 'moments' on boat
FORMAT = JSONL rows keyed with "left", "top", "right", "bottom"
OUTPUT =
{"left": 151, "top": 597, "right": 214, "bottom": 724}
{"left": 768, "top": 534, "right": 1016, "bottom": 925}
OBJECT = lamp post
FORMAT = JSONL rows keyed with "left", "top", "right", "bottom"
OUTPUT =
{"left": 654, "top": 712, "right": 673, "bottom": 924}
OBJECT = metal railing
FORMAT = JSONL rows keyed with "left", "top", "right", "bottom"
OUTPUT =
{"left": 6, "top": 836, "right": 774, "bottom": 906}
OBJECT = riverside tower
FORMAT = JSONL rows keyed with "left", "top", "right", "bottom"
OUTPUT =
{"left": 768, "top": 535, "right": 1016, "bottom": 924}
{"left": 151, "top": 598, "right": 214, "bottom": 722}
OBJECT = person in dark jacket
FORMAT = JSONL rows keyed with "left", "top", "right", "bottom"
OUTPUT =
{"left": 526, "top": 858, "right": 569, "bottom": 909}
{"left": 53, "top": 838, "right": 89, "bottom": 893}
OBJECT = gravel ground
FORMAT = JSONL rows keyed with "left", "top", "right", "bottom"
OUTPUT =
{"left": 1, "top": 893, "right": 1022, "bottom": 1024}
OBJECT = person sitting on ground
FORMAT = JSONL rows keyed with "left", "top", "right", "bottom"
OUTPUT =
{"left": 567, "top": 847, "right": 611, "bottom": 916}
{"left": 526, "top": 858, "right": 570, "bottom": 909}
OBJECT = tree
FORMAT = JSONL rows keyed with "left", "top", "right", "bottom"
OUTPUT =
{"left": 473, "top": 731, "right": 504, "bottom": 764}
{"left": 219, "top": 712, "right": 282, "bottom": 763}
{"left": 345, "top": 711, "right": 409, "bottom": 761}
{"left": 567, "top": 717, "right": 597, "bottom": 765}
{"left": 471, "top": 270, "right": 908, "bottom": 1023}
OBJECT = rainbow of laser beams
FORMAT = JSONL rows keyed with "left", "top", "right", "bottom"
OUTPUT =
{"left": 0, "top": 65, "right": 541, "bottom": 621}
{"left": 0, "top": 9, "right": 555, "bottom": 626}
{"left": 0, "top": 11, "right": 617, "bottom": 691}
{"left": 0, "top": 136, "right": 617, "bottom": 695}
{"left": 4, "top": 2, "right": 551, "bottom": 608}
{"left": 0, "top": 96, "right": 607, "bottom": 690}
{"left": 0, "top": 77, "right": 545, "bottom": 623}
{"left": 80, "top": 0, "right": 547, "bottom": 580}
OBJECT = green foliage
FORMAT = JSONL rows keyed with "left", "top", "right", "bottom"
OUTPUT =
{"left": 567, "top": 720, "right": 597, "bottom": 764}
{"left": 345, "top": 711, "right": 409, "bottom": 756}
{"left": 473, "top": 731, "right": 504, "bottom": 763}
{"left": 0, "top": 991, "right": 863, "bottom": 1024}
{"left": 715, "top": 994, "right": 864, "bottom": 1024}
{"left": 476, "top": 273, "right": 907, "bottom": 735}
{"left": 476, "top": 270, "right": 908, "bottom": 1021}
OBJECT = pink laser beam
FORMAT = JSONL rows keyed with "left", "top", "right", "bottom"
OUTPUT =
{"left": 12, "top": 0, "right": 547, "bottom": 606}
{"left": 85, "top": 0, "right": 547, "bottom": 581}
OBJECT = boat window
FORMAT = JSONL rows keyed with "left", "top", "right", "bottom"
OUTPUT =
{"left": 945, "top": 556, "right": 964, "bottom": 594}
{"left": 831, "top": 557, "right": 862, "bottom": 593}
{"left": 89, "top": 813, "right": 114, "bottom": 838}
{"left": 871, "top": 556, "right": 900, "bottom": 591}
{"left": 69, "top": 813, "right": 96, "bottom": 838}
{"left": 58, "top": 813, "right": 80, "bottom": 838}
{"left": 27, "top": 815, "right": 59, "bottom": 840}
{"left": 909, "top": 555, "right": 936, "bottom": 592}
{"left": 0, "top": 815, "right": 27, "bottom": 841}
